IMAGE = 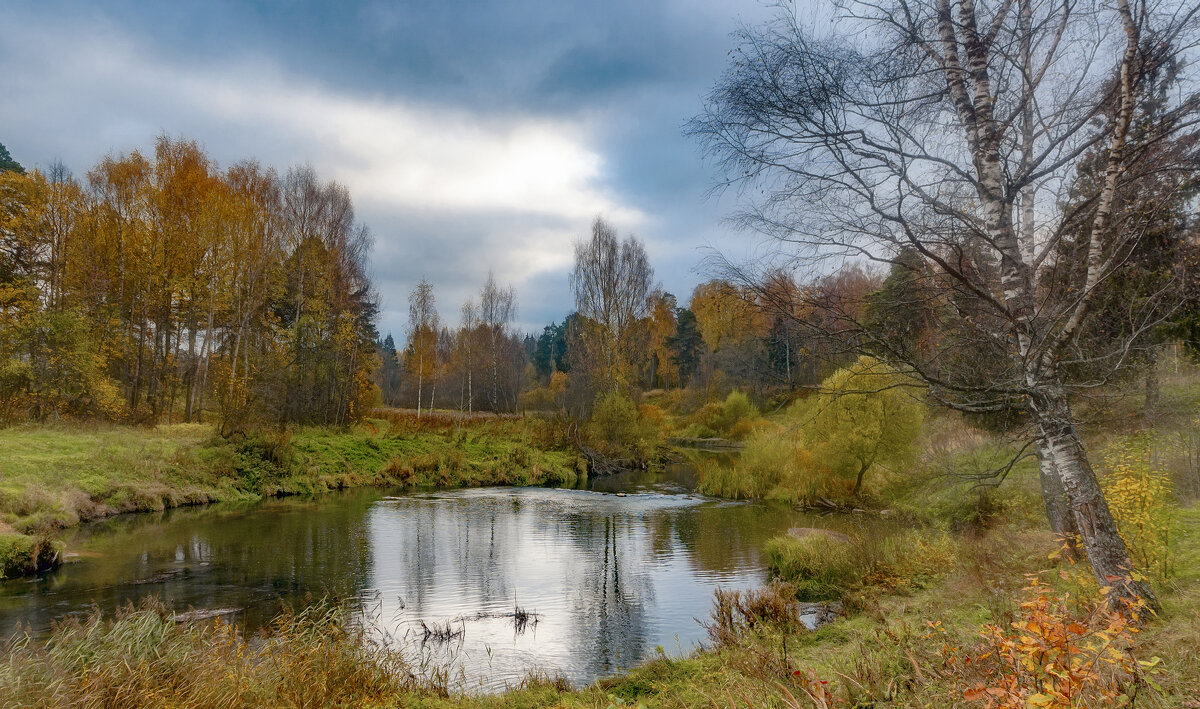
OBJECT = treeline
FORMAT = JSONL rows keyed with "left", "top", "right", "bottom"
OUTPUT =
{"left": 0, "top": 137, "right": 379, "bottom": 428}
{"left": 377, "top": 273, "right": 526, "bottom": 415}
{"left": 513, "top": 217, "right": 879, "bottom": 415}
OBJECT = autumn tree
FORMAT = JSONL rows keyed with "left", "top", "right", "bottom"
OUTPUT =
{"left": 646, "top": 291, "right": 679, "bottom": 388}
{"left": 804, "top": 357, "right": 925, "bottom": 494}
{"left": 1, "top": 137, "right": 379, "bottom": 429}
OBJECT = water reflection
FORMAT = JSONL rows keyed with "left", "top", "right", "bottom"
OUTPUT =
{"left": 0, "top": 467, "right": 873, "bottom": 690}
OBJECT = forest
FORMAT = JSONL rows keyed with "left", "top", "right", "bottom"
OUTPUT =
{"left": 2, "top": 0, "right": 1200, "bottom": 705}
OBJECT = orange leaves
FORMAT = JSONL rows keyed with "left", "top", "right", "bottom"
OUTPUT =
{"left": 951, "top": 574, "right": 1160, "bottom": 708}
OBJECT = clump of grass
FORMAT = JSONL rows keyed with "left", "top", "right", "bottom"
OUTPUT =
{"left": 708, "top": 581, "right": 805, "bottom": 647}
{"left": 699, "top": 424, "right": 840, "bottom": 505}
{"left": 0, "top": 532, "right": 61, "bottom": 578}
{"left": 764, "top": 529, "right": 957, "bottom": 601}
{"left": 0, "top": 598, "right": 425, "bottom": 708}
{"left": 764, "top": 535, "right": 858, "bottom": 600}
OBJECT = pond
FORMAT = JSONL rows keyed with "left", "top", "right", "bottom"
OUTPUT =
{"left": 0, "top": 463, "right": 868, "bottom": 691}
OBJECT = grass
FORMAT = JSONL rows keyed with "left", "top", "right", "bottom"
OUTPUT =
{"left": 764, "top": 528, "right": 957, "bottom": 601}
{"left": 0, "top": 414, "right": 584, "bottom": 574}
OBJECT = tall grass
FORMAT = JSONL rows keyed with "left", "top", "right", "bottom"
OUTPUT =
{"left": 698, "top": 423, "right": 838, "bottom": 504}
{"left": 764, "top": 528, "right": 957, "bottom": 601}
{"left": 0, "top": 599, "right": 425, "bottom": 708}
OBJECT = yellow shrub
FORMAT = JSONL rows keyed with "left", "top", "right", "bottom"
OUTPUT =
{"left": 637, "top": 403, "right": 666, "bottom": 429}
{"left": 1102, "top": 434, "right": 1177, "bottom": 581}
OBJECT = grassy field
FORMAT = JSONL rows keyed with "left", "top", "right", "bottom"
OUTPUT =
{"left": 0, "top": 413, "right": 583, "bottom": 577}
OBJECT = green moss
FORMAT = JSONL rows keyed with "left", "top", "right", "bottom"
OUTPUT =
{"left": 0, "top": 532, "right": 61, "bottom": 579}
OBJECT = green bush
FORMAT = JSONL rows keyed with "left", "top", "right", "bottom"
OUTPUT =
{"left": 681, "top": 390, "right": 761, "bottom": 440}
{"left": 718, "top": 390, "right": 758, "bottom": 433}
{"left": 0, "top": 533, "right": 61, "bottom": 579}
{"left": 586, "top": 392, "right": 662, "bottom": 460}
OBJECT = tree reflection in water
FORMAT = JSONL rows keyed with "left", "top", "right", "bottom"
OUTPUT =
{"left": 2, "top": 476, "right": 882, "bottom": 692}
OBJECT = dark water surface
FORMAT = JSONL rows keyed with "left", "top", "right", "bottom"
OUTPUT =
{"left": 0, "top": 464, "right": 863, "bottom": 690}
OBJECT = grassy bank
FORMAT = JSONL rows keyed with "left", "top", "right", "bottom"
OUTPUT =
{"left": 0, "top": 413, "right": 583, "bottom": 578}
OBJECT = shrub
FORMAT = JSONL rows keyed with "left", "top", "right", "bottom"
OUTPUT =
{"left": 586, "top": 392, "right": 662, "bottom": 461}
{"left": 518, "top": 386, "right": 557, "bottom": 411}
{"left": 681, "top": 390, "right": 761, "bottom": 440}
{"left": 637, "top": 403, "right": 667, "bottom": 430}
{"left": 938, "top": 575, "right": 1158, "bottom": 708}
{"left": 717, "top": 389, "right": 759, "bottom": 433}
{"left": 707, "top": 580, "right": 804, "bottom": 647}
{"left": 0, "top": 533, "right": 61, "bottom": 579}
{"left": 682, "top": 402, "right": 724, "bottom": 439}
{"left": 1101, "top": 433, "right": 1177, "bottom": 581}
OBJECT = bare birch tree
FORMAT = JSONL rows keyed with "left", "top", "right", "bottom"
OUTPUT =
{"left": 690, "top": 0, "right": 1200, "bottom": 605}
{"left": 570, "top": 216, "right": 655, "bottom": 394}
{"left": 406, "top": 278, "right": 437, "bottom": 419}
{"left": 480, "top": 272, "right": 516, "bottom": 412}
{"left": 459, "top": 299, "right": 479, "bottom": 414}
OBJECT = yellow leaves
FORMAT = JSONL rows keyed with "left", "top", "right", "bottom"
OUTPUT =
{"left": 1101, "top": 434, "right": 1178, "bottom": 581}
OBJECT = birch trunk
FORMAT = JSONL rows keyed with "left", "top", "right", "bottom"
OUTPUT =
{"left": 1037, "top": 440, "right": 1078, "bottom": 548}
{"left": 1032, "top": 383, "right": 1159, "bottom": 610}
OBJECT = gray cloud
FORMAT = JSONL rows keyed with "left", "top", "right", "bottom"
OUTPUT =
{"left": 0, "top": 0, "right": 778, "bottom": 338}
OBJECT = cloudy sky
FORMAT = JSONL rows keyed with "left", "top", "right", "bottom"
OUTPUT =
{"left": 0, "top": 0, "right": 785, "bottom": 338}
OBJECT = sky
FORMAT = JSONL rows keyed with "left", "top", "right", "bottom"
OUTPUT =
{"left": 0, "top": 0, "right": 785, "bottom": 338}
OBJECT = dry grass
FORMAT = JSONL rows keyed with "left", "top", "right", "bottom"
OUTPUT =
{"left": 0, "top": 598, "right": 426, "bottom": 709}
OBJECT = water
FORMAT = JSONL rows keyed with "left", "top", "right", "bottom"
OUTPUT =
{"left": 0, "top": 464, "right": 864, "bottom": 691}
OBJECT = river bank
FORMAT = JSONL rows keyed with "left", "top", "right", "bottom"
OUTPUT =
{"left": 2, "top": 502, "right": 1197, "bottom": 707}
{"left": 0, "top": 415, "right": 584, "bottom": 579}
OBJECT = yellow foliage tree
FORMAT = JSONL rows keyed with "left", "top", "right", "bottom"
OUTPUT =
{"left": 804, "top": 356, "right": 924, "bottom": 494}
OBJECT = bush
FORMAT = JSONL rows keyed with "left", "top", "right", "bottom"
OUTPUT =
{"left": 698, "top": 423, "right": 835, "bottom": 504}
{"left": 1102, "top": 433, "right": 1178, "bottom": 581}
{"left": 707, "top": 580, "right": 804, "bottom": 647}
{"left": 679, "top": 390, "right": 761, "bottom": 440}
{"left": 936, "top": 575, "right": 1157, "bottom": 708}
{"left": 717, "top": 389, "right": 759, "bottom": 434}
{"left": 586, "top": 392, "right": 662, "bottom": 461}
{"left": 0, "top": 532, "right": 61, "bottom": 579}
